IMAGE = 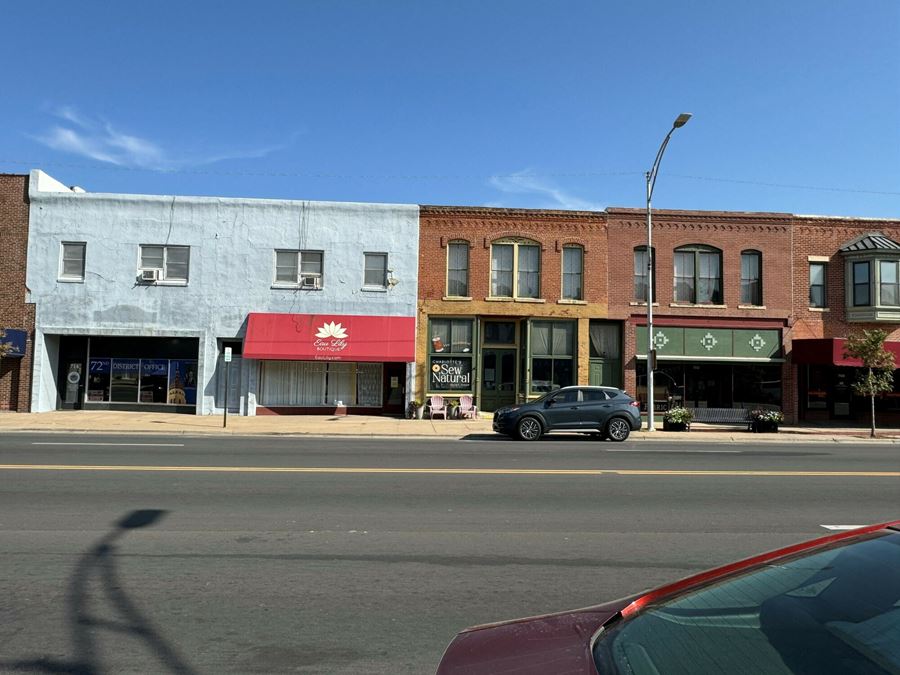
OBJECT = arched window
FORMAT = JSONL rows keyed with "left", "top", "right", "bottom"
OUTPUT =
{"left": 674, "top": 245, "right": 722, "bottom": 304}
{"left": 562, "top": 245, "right": 583, "bottom": 300}
{"left": 446, "top": 240, "right": 469, "bottom": 297}
{"left": 490, "top": 238, "right": 541, "bottom": 299}
{"left": 741, "top": 250, "right": 762, "bottom": 305}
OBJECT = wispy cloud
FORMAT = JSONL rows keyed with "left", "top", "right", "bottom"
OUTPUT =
{"left": 488, "top": 170, "right": 605, "bottom": 211}
{"left": 32, "top": 106, "right": 296, "bottom": 171}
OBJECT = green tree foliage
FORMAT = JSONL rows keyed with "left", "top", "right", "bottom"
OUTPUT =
{"left": 844, "top": 329, "right": 895, "bottom": 438}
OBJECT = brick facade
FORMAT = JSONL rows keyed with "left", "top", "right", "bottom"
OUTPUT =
{"left": 0, "top": 174, "right": 34, "bottom": 412}
{"left": 417, "top": 206, "right": 610, "bottom": 407}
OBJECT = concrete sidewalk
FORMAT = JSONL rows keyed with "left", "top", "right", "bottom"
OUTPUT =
{"left": 1, "top": 410, "right": 899, "bottom": 442}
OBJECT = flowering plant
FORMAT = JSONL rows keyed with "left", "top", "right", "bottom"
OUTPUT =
{"left": 663, "top": 407, "right": 693, "bottom": 424}
{"left": 751, "top": 409, "right": 784, "bottom": 423}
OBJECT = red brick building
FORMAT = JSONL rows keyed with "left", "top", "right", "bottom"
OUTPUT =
{"left": 0, "top": 174, "right": 34, "bottom": 412}
{"left": 790, "top": 216, "right": 900, "bottom": 424}
{"left": 607, "top": 208, "right": 794, "bottom": 420}
{"left": 417, "top": 206, "right": 614, "bottom": 411}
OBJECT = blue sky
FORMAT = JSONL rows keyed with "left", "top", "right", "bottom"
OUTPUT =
{"left": 2, "top": 1, "right": 899, "bottom": 217}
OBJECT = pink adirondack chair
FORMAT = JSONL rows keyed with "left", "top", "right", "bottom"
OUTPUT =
{"left": 458, "top": 394, "right": 478, "bottom": 419}
{"left": 429, "top": 395, "right": 447, "bottom": 420}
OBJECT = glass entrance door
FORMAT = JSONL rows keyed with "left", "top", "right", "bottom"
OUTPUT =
{"left": 481, "top": 348, "right": 517, "bottom": 412}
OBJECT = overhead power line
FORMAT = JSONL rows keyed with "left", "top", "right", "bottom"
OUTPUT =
{"left": 1, "top": 159, "right": 898, "bottom": 197}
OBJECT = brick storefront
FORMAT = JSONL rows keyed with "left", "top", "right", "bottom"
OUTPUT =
{"left": 418, "top": 206, "right": 613, "bottom": 411}
{"left": 791, "top": 216, "right": 900, "bottom": 425}
{"left": 0, "top": 174, "right": 34, "bottom": 412}
{"left": 606, "top": 208, "right": 794, "bottom": 420}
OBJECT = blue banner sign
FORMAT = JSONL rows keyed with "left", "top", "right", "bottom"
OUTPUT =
{"left": 2, "top": 329, "right": 26, "bottom": 358}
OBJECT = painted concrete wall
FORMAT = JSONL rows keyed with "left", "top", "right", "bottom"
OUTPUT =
{"left": 27, "top": 171, "right": 420, "bottom": 414}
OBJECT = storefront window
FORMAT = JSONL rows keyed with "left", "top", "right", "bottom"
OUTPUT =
{"left": 806, "top": 365, "right": 828, "bottom": 410}
{"left": 530, "top": 320, "right": 575, "bottom": 393}
{"left": 258, "top": 361, "right": 384, "bottom": 406}
{"left": 140, "top": 359, "right": 169, "bottom": 403}
{"left": 167, "top": 360, "right": 198, "bottom": 405}
{"left": 428, "top": 318, "right": 475, "bottom": 392}
{"left": 87, "top": 358, "right": 111, "bottom": 401}
{"left": 110, "top": 359, "right": 140, "bottom": 403}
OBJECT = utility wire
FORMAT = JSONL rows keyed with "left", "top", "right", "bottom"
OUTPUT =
{"left": 1, "top": 158, "right": 898, "bottom": 197}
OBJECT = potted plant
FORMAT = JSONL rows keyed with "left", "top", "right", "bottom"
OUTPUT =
{"left": 663, "top": 406, "right": 693, "bottom": 431}
{"left": 407, "top": 399, "right": 426, "bottom": 420}
{"left": 445, "top": 397, "right": 460, "bottom": 419}
{"left": 750, "top": 409, "right": 783, "bottom": 433}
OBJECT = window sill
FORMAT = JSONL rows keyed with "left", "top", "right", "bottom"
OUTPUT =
{"left": 140, "top": 280, "right": 188, "bottom": 287}
{"left": 669, "top": 303, "right": 727, "bottom": 309}
{"left": 441, "top": 296, "right": 473, "bottom": 302}
{"left": 271, "top": 284, "right": 322, "bottom": 291}
{"left": 629, "top": 301, "right": 660, "bottom": 307}
{"left": 57, "top": 277, "right": 84, "bottom": 284}
{"left": 484, "top": 296, "right": 546, "bottom": 303}
{"left": 738, "top": 304, "right": 767, "bottom": 310}
{"left": 361, "top": 286, "right": 388, "bottom": 293}
{"left": 557, "top": 298, "right": 587, "bottom": 305}
{"left": 808, "top": 307, "right": 830, "bottom": 312}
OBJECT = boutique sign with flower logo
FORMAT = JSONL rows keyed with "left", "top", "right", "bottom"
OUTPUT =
{"left": 243, "top": 312, "right": 416, "bottom": 362}
{"left": 313, "top": 321, "right": 349, "bottom": 357}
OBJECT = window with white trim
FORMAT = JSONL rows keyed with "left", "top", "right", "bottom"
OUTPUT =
{"left": 59, "top": 242, "right": 86, "bottom": 281}
{"left": 447, "top": 241, "right": 469, "bottom": 297}
{"left": 562, "top": 245, "right": 583, "bottom": 300}
{"left": 274, "top": 250, "right": 324, "bottom": 288}
{"left": 364, "top": 252, "right": 388, "bottom": 288}
{"left": 490, "top": 239, "right": 541, "bottom": 299}
{"left": 139, "top": 245, "right": 190, "bottom": 282}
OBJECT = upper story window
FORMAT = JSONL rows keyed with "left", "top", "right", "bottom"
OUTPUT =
{"left": 139, "top": 245, "right": 189, "bottom": 283}
{"left": 674, "top": 245, "right": 722, "bottom": 304}
{"left": 809, "top": 262, "right": 827, "bottom": 308}
{"left": 633, "top": 246, "right": 655, "bottom": 302}
{"left": 840, "top": 233, "right": 900, "bottom": 321}
{"left": 364, "top": 252, "right": 388, "bottom": 288}
{"left": 490, "top": 238, "right": 540, "bottom": 299}
{"left": 447, "top": 241, "right": 469, "bottom": 297}
{"left": 275, "top": 250, "right": 323, "bottom": 289}
{"left": 562, "top": 245, "right": 583, "bottom": 300}
{"left": 740, "top": 250, "right": 762, "bottom": 305}
{"left": 59, "top": 242, "right": 86, "bottom": 282}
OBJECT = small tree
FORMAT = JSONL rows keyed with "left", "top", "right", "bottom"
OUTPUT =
{"left": 844, "top": 329, "right": 895, "bottom": 438}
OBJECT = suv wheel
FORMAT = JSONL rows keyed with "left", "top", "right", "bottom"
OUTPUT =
{"left": 606, "top": 417, "right": 631, "bottom": 442}
{"left": 516, "top": 416, "right": 543, "bottom": 441}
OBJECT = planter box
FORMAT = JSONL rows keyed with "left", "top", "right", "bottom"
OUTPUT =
{"left": 751, "top": 420, "right": 779, "bottom": 433}
{"left": 663, "top": 420, "right": 689, "bottom": 432}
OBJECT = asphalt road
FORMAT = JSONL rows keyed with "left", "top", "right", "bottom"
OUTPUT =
{"left": 1, "top": 433, "right": 898, "bottom": 674}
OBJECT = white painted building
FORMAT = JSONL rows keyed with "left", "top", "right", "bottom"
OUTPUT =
{"left": 27, "top": 170, "right": 419, "bottom": 415}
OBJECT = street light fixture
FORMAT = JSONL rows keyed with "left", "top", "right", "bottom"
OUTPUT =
{"left": 645, "top": 112, "right": 692, "bottom": 431}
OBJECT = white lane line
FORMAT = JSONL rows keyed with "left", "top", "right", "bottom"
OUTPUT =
{"left": 820, "top": 525, "right": 865, "bottom": 531}
{"left": 605, "top": 449, "right": 741, "bottom": 454}
{"left": 31, "top": 442, "right": 186, "bottom": 447}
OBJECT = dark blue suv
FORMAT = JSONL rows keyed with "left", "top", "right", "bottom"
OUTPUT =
{"left": 492, "top": 386, "right": 642, "bottom": 441}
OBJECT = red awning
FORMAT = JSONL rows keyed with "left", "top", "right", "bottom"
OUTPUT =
{"left": 243, "top": 313, "right": 416, "bottom": 362}
{"left": 792, "top": 338, "right": 900, "bottom": 367}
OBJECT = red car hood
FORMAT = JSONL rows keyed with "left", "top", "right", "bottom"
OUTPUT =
{"left": 435, "top": 599, "right": 633, "bottom": 675}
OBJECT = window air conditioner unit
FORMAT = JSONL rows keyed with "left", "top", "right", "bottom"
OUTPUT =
{"left": 141, "top": 269, "right": 160, "bottom": 282}
{"left": 300, "top": 274, "right": 321, "bottom": 289}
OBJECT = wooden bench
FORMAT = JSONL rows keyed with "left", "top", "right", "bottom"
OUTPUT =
{"left": 687, "top": 407, "right": 752, "bottom": 430}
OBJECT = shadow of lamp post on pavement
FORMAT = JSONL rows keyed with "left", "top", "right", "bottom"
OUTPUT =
{"left": 4, "top": 509, "right": 198, "bottom": 675}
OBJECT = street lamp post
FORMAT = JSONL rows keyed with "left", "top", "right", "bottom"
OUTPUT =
{"left": 645, "top": 112, "right": 691, "bottom": 431}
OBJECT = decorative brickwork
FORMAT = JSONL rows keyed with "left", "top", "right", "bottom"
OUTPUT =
{"left": 0, "top": 175, "right": 34, "bottom": 412}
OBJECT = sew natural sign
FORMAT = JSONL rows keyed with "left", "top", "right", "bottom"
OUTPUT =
{"left": 430, "top": 357, "right": 472, "bottom": 390}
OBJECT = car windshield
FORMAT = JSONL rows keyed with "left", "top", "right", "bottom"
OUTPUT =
{"left": 593, "top": 530, "right": 900, "bottom": 675}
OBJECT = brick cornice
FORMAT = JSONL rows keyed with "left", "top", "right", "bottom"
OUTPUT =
{"left": 421, "top": 204, "right": 606, "bottom": 224}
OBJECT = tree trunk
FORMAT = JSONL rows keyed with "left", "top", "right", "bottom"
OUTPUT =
{"left": 870, "top": 392, "right": 876, "bottom": 438}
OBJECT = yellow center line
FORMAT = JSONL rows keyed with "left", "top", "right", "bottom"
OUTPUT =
{"left": 0, "top": 464, "right": 898, "bottom": 477}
